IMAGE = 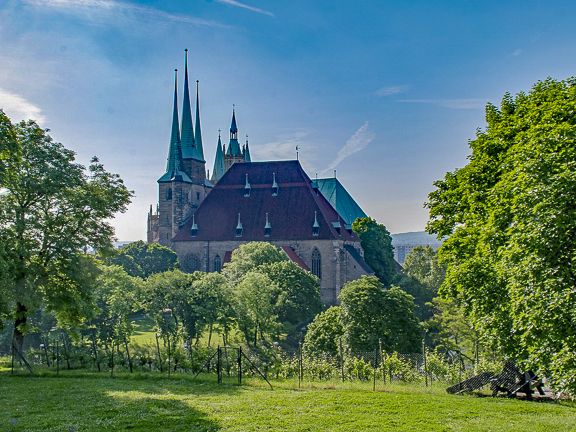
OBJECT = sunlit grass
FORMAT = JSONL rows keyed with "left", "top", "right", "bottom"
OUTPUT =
{"left": 1, "top": 370, "right": 574, "bottom": 431}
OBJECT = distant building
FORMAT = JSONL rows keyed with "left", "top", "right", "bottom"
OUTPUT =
{"left": 391, "top": 232, "right": 442, "bottom": 264}
{"left": 147, "top": 52, "right": 374, "bottom": 304}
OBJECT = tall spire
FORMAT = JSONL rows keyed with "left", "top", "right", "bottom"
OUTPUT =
{"left": 244, "top": 134, "right": 251, "bottom": 162}
{"left": 180, "top": 49, "right": 195, "bottom": 160}
{"left": 211, "top": 131, "right": 225, "bottom": 183}
{"left": 226, "top": 107, "right": 242, "bottom": 156}
{"left": 193, "top": 80, "right": 205, "bottom": 161}
{"left": 230, "top": 107, "right": 238, "bottom": 139}
{"left": 158, "top": 69, "right": 191, "bottom": 183}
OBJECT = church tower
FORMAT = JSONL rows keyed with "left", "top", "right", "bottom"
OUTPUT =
{"left": 180, "top": 49, "right": 209, "bottom": 211}
{"left": 224, "top": 109, "right": 246, "bottom": 171}
{"left": 155, "top": 69, "right": 194, "bottom": 245}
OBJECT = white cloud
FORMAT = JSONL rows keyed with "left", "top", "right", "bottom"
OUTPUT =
{"left": 375, "top": 85, "right": 408, "bottom": 97}
{"left": 23, "top": 0, "right": 229, "bottom": 28}
{"left": 0, "top": 88, "right": 45, "bottom": 123}
{"left": 399, "top": 98, "right": 486, "bottom": 110}
{"left": 323, "top": 122, "right": 374, "bottom": 175}
{"left": 216, "top": 0, "right": 274, "bottom": 16}
{"left": 253, "top": 131, "right": 308, "bottom": 161}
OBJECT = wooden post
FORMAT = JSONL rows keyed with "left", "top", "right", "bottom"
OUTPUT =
{"left": 155, "top": 333, "right": 163, "bottom": 373}
{"left": 379, "top": 338, "right": 385, "bottom": 385}
{"left": 373, "top": 346, "right": 377, "bottom": 391}
{"left": 124, "top": 339, "right": 133, "bottom": 373}
{"left": 298, "top": 342, "right": 303, "bottom": 388}
{"left": 217, "top": 346, "right": 222, "bottom": 384}
{"left": 237, "top": 347, "right": 242, "bottom": 385}
{"left": 56, "top": 340, "right": 60, "bottom": 376}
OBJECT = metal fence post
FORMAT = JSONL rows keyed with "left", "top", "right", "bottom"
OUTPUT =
{"left": 339, "top": 337, "right": 345, "bottom": 382}
{"left": 298, "top": 342, "right": 303, "bottom": 388}
{"left": 373, "top": 346, "right": 377, "bottom": 391}
{"left": 422, "top": 339, "right": 428, "bottom": 387}
{"left": 379, "top": 339, "right": 385, "bottom": 385}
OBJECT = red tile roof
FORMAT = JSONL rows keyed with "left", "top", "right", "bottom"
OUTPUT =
{"left": 173, "top": 160, "right": 357, "bottom": 242}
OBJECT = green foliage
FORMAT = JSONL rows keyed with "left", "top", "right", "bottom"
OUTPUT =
{"left": 303, "top": 306, "right": 344, "bottom": 358}
{"left": 107, "top": 240, "right": 178, "bottom": 278}
{"left": 233, "top": 272, "right": 280, "bottom": 347}
{"left": 88, "top": 264, "right": 142, "bottom": 346}
{"left": 352, "top": 217, "right": 397, "bottom": 285}
{"left": 223, "top": 242, "right": 287, "bottom": 286}
{"left": 258, "top": 261, "right": 322, "bottom": 336}
{"left": 0, "top": 111, "right": 132, "bottom": 350}
{"left": 426, "top": 77, "right": 576, "bottom": 393}
{"left": 339, "top": 276, "right": 421, "bottom": 353}
{"left": 394, "top": 246, "right": 445, "bottom": 320}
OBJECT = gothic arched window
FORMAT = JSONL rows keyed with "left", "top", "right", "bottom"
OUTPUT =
{"left": 311, "top": 248, "right": 322, "bottom": 279}
{"left": 214, "top": 255, "right": 222, "bottom": 272}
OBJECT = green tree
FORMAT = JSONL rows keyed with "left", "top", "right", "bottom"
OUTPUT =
{"left": 233, "top": 271, "right": 280, "bottom": 347}
{"left": 339, "top": 276, "right": 421, "bottom": 353}
{"left": 108, "top": 240, "right": 178, "bottom": 278}
{"left": 352, "top": 217, "right": 397, "bottom": 286}
{"left": 303, "top": 306, "right": 344, "bottom": 357}
{"left": 223, "top": 242, "right": 287, "bottom": 287}
{"left": 191, "top": 272, "right": 234, "bottom": 346}
{"left": 426, "top": 77, "right": 576, "bottom": 393}
{"left": 394, "top": 246, "right": 445, "bottom": 320}
{"left": 0, "top": 112, "right": 132, "bottom": 353}
{"left": 258, "top": 261, "right": 322, "bottom": 338}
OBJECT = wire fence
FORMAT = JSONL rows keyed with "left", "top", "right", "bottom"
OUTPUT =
{"left": 6, "top": 336, "right": 502, "bottom": 391}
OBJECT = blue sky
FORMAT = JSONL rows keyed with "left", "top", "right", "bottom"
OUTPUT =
{"left": 1, "top": 0, "right": 576, "bottom": 240}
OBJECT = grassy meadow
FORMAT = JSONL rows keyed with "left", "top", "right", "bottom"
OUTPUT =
{"left": 1, "top": 368, "right": 575, "bottom": 432}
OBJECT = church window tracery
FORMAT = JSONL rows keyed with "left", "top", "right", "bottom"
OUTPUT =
{"left": 311, "top": 248, "right": 322, "bottom": 279}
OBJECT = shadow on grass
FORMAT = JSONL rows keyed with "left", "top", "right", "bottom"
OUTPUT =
{"left": 0, "top": 372, "right": 243, "bottom": 431}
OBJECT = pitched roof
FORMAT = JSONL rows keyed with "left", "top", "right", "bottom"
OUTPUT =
{"left": 211, "top": 134, "right": 225, "bottom": 183}
{"left": 173, "top": 160, "right": 357, "bottom": 242}
{"left": 315, "top": 178, "right": 367, "bottom": 226}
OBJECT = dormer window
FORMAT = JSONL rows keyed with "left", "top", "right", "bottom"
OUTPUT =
{"left": 235, "top": 213, "right": 243, "bottom": 237}
{"left": 332, "top": 221, "right": 342, "bottom": 235}
{"left": 272, "top": 172, "right": 279, "bottom": 196}
{"left": 264, "top": 212, "right": 271, "bottom": 237}
{"left": 244, "top": 173, "right": 251, "bottom": 197}
{"left": 312, "top": 211, "right": 320, "bottom": 236}
{"left": 190, "top": 214, "right": 198, "bottom": 237}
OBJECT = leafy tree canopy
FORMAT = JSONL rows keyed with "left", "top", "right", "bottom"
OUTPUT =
{"left": 107, "top": 240, "right": 178, "bottom": 278}
{"left": 0, "top": 112, "right": 132, "bottom": 351}
{"left": 303, "top": 306, "right": 344, "bottom": 358}
{"left": 352, "top": 217, "right": 397, "bottom": 286}
{"left": 223, "top": 242, "right": 287, "bottom": 287}
{"left": 426, "top": 77, "right": 576, "bottom": 393}
{"left": 339, "top": 276, "right": 421, "bottom": 353}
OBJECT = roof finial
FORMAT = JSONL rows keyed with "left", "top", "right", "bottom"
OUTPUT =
{"left": 334, "top": 169, "right": 337, "bottom": 179}
{"left": 296, "top": 145, "right": 300, "bottom": 161}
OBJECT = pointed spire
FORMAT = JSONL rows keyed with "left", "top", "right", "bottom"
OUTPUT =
{"left": 158, "top": 69, "right": 192, "bottom": 184}
{"left": 312, "top": 211, "right": 320, "bottom": 236}
{"left": 226, "top": 107, "right": 242, "bottom": 157}
{"left": 244, "top": 134, "right": 251, "bottom": 162}
{"left": 193, "top": 80, "right": 205, "bottom": 161}
{"left": 211, "top": 132, "right": 225, "bottom": 183}
{"left": 180, "top": 49, "right": 195, "bottom": 160}
{"left": 230, "top": 107, "right": 238, "bottom": 137}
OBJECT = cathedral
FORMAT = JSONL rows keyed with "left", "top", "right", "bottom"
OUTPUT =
{"left": 147, "top": 52, "right": 373, "bottom": 304}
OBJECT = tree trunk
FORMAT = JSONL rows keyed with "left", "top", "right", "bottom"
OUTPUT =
{"left": 12, "top": 301, "right": 28, "bottom": 354}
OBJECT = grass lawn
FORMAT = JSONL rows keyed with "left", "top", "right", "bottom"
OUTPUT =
{"left": 1, "top": 370, "right": 575, "bottom": 431}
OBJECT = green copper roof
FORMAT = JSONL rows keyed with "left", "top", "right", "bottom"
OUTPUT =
{"left": 211, "top": 134, "right": 225, "bottom": 183}
{"left": 180, "top": 50, "right": 196, "bottom": 160}
{"left": 226, "top": 109, "right": 242, "bottom": 156}
{"left": 193, "top": 80, "right": 205, "bottom": 162}
{"left": 315, "top": 178, "right": 367, "bottom": 226}
{"left": 158, "top": 70, "right": 192, "bottom": 184}
{"left": 243, "top": 139, "right": 251, "bottom": 162}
